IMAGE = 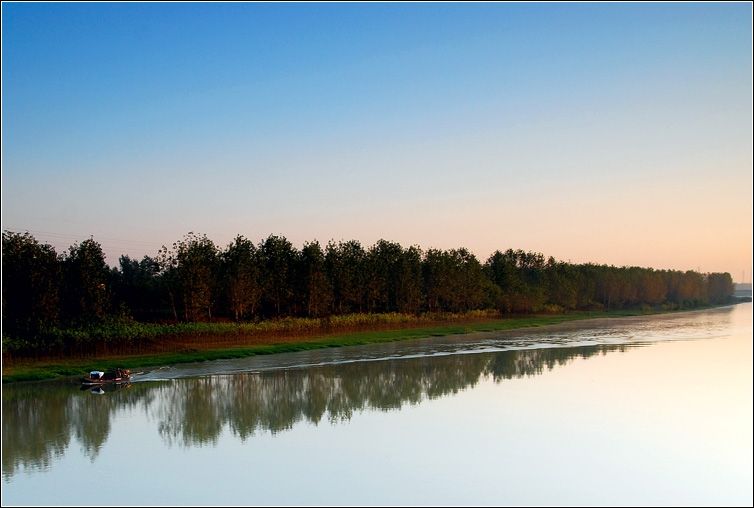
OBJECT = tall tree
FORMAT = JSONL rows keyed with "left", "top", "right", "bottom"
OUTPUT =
{"left": 422, "top": 248, "right": 451, "bottom": 312}
{"left": 60, "top": 238, "right": 110, "bottom": 324}
{"left": 364, "top": 240, "right": 403, "bottom": 312}
{"left": 221, "top": 236, "right": 262, "bottom": 321}
{"left": 545, "top": 257, "right": 578, "bottom": 310}
{"left": 485, "top": 250, "right": 525, "bottom": 313}
{"left": 111, "top": 255, "right": 166, "bottom": 320}
{"left": 2, "top": 231, "right": 60, "bottom": 336}
{"left": 396, "top": 245, "right": 423, "bottom": 314}
{"left": 258, "top": 235, "right": 297, "bottom": 316}
{"left": 325, "top": 240, "right": 366, "bottom": 314}
{"left": 161, "top": 233, "right": 218, "bottom": 321}
{"left": 707, "top": 272, "right": 733, "bottom": 304}
{"left": 299, "top": 241, "right": 333, "bottom": 317}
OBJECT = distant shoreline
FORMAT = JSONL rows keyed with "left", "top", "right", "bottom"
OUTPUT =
{"left": 2, "top": 303, "right": 744, "bottom": 384}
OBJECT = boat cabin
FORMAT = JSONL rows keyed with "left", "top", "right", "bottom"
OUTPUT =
{"left": 87, "top": 369, "right": 130, "bottom": 381}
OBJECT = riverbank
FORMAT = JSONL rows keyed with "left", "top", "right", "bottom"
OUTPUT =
{"left": 2, "top": 305, "right": 734, "bottom": 383}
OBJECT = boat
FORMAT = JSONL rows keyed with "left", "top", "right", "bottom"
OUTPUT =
{"left": 81, "top": 368, "right": 131, "bottom": 386}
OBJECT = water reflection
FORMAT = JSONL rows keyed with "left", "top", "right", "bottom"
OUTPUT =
{"left": 2, "top": 381, "right": 155, "bottom": 478}
{"left": 3, "top": 343, "right": 631, "bottom": 477}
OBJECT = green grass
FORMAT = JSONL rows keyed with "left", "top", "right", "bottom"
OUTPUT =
{"left": 1, "top": 311, "right": 499, "bottom": 356}
{"left": 1, "top": 306, "right": 702, "bottom": 384}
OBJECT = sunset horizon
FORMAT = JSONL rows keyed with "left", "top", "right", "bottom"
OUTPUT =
{"left": 2, "top": 3, "right": 751, "bottom": 280}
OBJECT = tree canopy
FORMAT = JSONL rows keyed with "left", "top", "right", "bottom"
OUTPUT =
{"left": 2, "top": 231, "right": 735, "bottom": 341}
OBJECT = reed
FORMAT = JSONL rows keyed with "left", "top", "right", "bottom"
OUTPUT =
{"left": 1, "top": 306, "right": 708, "bottom": 383}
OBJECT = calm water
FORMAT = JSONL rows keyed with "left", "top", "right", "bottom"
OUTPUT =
{"left": 3, "top": 304, "right": 752, "bottom": 505}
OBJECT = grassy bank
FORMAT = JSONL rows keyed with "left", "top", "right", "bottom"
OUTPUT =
{"left": 0, "top": 306, "right": 721, "bottom": 383}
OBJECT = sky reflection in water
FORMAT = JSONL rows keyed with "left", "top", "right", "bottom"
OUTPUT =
{"left": 2, "top": 304, "right": 752, "bottom": 505}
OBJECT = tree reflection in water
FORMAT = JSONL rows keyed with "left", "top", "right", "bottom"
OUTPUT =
{"left": 2, "top": 382, "right": 156, "bottom": 478}
{"left": 2, "top": 344, "right": 630, "bottom": 477}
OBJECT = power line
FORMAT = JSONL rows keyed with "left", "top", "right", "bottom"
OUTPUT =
{"left": 2, "top": 228, "right": 166, "bottom": 248}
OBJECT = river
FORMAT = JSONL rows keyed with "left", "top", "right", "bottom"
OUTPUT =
{"left": 2, "top": 303, "right": 752, "bottom": 505}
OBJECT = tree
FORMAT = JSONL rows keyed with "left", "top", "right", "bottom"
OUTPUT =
{"left": 396, "top": 245, "right": 423, "bottom": 314}
{"left": 2, "top": 231, "right": 60, "bottom": 336}
{"left": 299, "top": 241, "right": 333, "bottom": 317}
{"left": 545, "top": 258, "right": 578, "bottom": 310}
{"left": 160, "top": 233, "right": 218, "bottom": 322}
{"left": 453, "top": 248, "right": 486, "bottom": 311}
{"left": 221, "top": 236, "right": 262, "bottom": 321}
{"left": 60, "top": 238, "right": 110, "bottom": 324}
{"left": 422, "top": 248, "right": 450, "bottom": 312}
{"left": 258, "top": 235, "right": 297, "bottom": 316}
{"left": 707, "top": 272, "right": 733, "bottom": 304}
{"left": 325, "top": 240, "right": 366, "bottom": 314}
{"left": 111, "top": 255, "right": 166, "bottom": 320}
{"left": 638, "top": 269, "right": 666, "bottom": 306}
{"left": 364, "top": 240, "right": 403, "bottom": 312}
{"left": 484, "top": 250, "right": 518, "bottom": 312}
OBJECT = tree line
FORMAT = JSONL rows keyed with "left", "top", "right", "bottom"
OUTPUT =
{"left": 2, "top": 230, "right": 735, "bottom": 339}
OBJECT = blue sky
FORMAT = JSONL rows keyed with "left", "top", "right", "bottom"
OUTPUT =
{"left": 2, "top": 3, "right": 752, "bottom": 279}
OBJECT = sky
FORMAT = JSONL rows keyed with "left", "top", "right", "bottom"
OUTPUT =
{"left": 2, "top": 3, "right": 752, "bottom": 280}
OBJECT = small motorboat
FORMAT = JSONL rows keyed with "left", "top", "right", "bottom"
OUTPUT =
{"left": 81, "top": 368, "right": 131, "bottom": 386}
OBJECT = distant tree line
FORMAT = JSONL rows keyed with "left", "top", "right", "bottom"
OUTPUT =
{"left": 2, "top": 231, "right": 735, "bottom": 340}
